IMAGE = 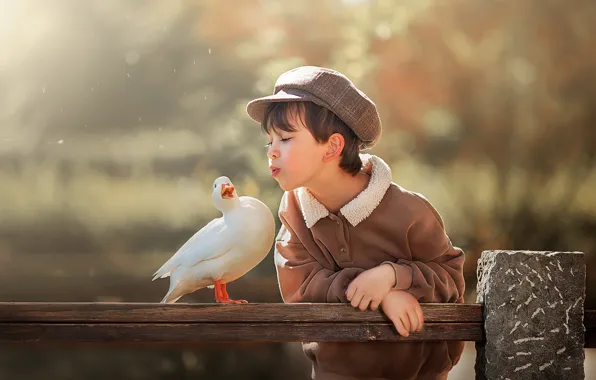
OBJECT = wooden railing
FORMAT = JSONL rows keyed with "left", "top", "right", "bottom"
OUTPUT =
{"left": 0, "top": 302, "right": 592, "bottom": 346}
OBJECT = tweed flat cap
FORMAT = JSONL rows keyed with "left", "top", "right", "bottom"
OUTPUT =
{"left": 246, "top": 66, "right": 382, "bottom": 149}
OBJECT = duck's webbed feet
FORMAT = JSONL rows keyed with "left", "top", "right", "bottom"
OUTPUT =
{"left": 213, "top": 280, "right": 248, "bottom": 304}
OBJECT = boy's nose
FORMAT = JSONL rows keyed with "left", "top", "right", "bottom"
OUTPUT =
{"left": 267, "top": 146, "right": 279, "bottom": 159}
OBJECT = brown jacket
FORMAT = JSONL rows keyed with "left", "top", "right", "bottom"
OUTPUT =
{"left": 274, "top": 154, "right": 465, "bottom": 380}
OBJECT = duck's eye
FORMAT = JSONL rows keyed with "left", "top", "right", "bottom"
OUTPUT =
{"left": 214, "top": 184, "right": 217, "bottom": 188}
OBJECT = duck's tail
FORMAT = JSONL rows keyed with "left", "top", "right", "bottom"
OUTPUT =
{"left": 152, "top": 270, "right": 168, "bottom": 282}
{"left": 152, "top": 260, "right": 177, "bottom": 281}
{"left": 160, "top": 287, "right": 184, "bottom": 304}
{"left": 159, "top": 268, "right": 189, "bottom": 304}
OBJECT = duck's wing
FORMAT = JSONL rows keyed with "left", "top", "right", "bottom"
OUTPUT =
{"left": 152, "top": 217, "right": 232, "bottom": 280}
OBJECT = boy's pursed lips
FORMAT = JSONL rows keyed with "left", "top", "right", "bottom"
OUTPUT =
{"left": 269, "top": 165, "right": 281, "bottom": 177}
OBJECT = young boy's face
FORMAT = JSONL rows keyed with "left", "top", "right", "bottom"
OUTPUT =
{"left": 265, "top": 107, "right": 328, "bottom": 191}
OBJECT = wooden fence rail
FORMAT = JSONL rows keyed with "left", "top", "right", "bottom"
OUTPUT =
{"left": 0, "top": 302, "right": 480, "bottom": 344}
{"left": 0, "top": 302, "right": 593, "bottom": 346}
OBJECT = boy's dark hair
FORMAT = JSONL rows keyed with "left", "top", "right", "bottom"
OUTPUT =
{"left": 261, "top": 101, "right": 363, "bottom": 176}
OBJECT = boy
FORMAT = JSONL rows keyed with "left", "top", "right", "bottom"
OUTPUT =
{"left": 247, "top": 66, "right": 465, "bottom": 380}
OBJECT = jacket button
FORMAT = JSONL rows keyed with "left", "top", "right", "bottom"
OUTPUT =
{"left": 340, "top": 247, "right": 346, "bottom": 253}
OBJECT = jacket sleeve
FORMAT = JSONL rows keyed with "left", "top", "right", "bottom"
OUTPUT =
{"left": 274, "top": 213, "right": 364, "bottom": 303}
{"left": 386, "top": 195, "right": 465, "bottom": 303}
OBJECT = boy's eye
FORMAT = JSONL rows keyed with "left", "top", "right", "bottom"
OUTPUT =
{"left": 264, "top": 137, "right": 292, "bottom": 148}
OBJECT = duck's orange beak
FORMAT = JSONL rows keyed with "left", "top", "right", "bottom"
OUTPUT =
{"left": 221, "top": 183, "right": 235, "bottom": 199}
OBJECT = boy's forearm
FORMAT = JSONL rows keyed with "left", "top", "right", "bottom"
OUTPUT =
{"left": 277, "top": 256, "right": 365, "bottom": 303}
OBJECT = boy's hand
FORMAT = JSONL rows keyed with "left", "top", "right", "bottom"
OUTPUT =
{"left": 346, "top": 263, "right": 396, "bottom": 311}
{"left": 381, "top": 290, "right": 424, "bottom": 337}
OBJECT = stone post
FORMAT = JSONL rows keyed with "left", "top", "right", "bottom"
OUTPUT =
{"left": 475, "top": 250, "right": 586, "bottom": 379}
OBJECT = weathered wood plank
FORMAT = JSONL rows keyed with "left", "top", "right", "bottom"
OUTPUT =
{"left": 0, "top": 322, "right": 483, "bottom": 343}
{"left": 0, "top": 302, "right": 482, "bottom": 323}
{"left": 0, "top": 303, "right": 592, "bottom": 346}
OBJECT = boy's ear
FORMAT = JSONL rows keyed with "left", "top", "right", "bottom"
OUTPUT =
{"left": 323, "top": 133, "right": 345, "bottom": 162}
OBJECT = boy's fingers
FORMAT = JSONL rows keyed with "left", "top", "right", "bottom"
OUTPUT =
{"left": 400, "top": 314, "right": 411, "bottom": 335}
{"left": 370, "top": 300, "right": 381, "bottom": 311}
{"left": 407, "top": 310, "right": 419, "bottom": 333}
{"left": 345, "top": 283, "right": 355, "bottom": 301}
{"left": 350, "top": 290, "right": 364, "bottom": 308}
{"left": 393, "top": 317, "right": 409, "bottom": 337}
{"left": 358, "top": 296, "right": 371, "bottom": 311}
{"left": 416, "top": 307, "right": 424, "bottom": 331}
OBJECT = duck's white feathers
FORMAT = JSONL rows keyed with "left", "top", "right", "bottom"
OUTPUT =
{"left": 153, "top": 192, "right": 275, "bottom": 304}
{"left": 152, "top": 217, "right": 232, "bottom": 281}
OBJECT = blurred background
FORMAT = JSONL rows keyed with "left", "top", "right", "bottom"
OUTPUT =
{"left": 0, "top": 0, "right": 595, "bottom": 378}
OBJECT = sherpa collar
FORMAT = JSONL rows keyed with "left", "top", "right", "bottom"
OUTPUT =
{"left": 295, "top": 154, "right": 392, "bottom": 228}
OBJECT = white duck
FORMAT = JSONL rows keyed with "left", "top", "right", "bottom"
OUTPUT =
{"left": 152, "top": 176, "right": 275, "bottom": 304}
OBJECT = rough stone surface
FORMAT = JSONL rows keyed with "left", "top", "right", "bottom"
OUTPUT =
{"left": 475, "top": 250, "right": 585, "bottom": 380}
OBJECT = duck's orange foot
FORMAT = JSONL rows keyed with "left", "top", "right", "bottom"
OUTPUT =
{"left": 213, "top": 280, "right": 248, "bottom": 304}
{"left": 218, "top": 298, "right": 248, "bottom": 304}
